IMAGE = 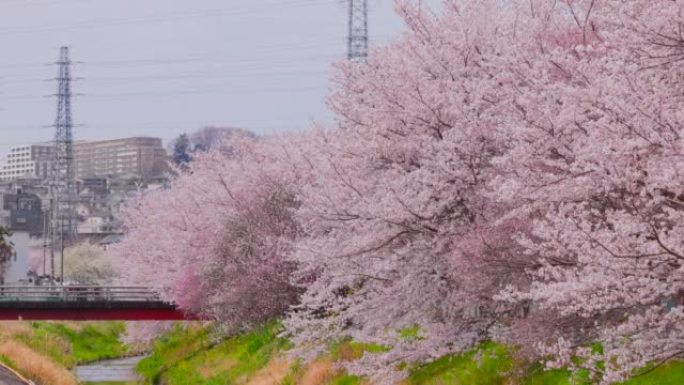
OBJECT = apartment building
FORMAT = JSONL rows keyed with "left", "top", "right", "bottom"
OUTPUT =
{"left": 74, "top": 137, "right": 168, "bottom": 180}
{"left": 0, "top": 190, "right": 44, "bottom": 237}
{"left": 0, "top": 144, "right": 55, "bottom": 181}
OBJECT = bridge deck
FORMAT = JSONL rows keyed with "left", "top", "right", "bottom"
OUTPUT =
{"left": 0, "top": 286, "right": 191, "bottom": 320}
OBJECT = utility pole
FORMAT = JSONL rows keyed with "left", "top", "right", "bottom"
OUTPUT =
{"left": 49, "top": 46, "right": 77, "bottom": 284}
{"left": 347, "top": 0, "right": 369, "bottom": 61}
{"left": 42, "top": 210, "right": 48, "bottom": 277}
{"left": 60, "top": 213, "right": 65, "bottom": 285}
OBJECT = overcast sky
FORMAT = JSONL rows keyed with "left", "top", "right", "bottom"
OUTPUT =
{"left": 0, "top": 0, "right": 440, "bottom": 155}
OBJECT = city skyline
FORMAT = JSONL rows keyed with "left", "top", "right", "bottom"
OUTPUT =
{"left": 0, "top": 136, "right": 169, "bottom": 181}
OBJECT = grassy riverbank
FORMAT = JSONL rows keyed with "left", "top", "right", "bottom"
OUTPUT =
{"left": 137, "top": 322, "right": 291, "bottom": 385}
{"left": 0, "top": 321, "right": 681, "bottom": 385}
{"left": 0, "top": 321, "right": 134, "bottom": 385}
{"left": 405, "top": 342, "right": 684, "bottom": 385}
{"left": 138, "top": 323, "right": 684, "bottom": 385}
{"left": 136, "top": 322, "right": 374, "bottom": 385}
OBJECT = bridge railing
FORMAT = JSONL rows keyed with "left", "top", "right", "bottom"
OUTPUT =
{"left": 0, "top": 286, "right": 164, "bottom": 303}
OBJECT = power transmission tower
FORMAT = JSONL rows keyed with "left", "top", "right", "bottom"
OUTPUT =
{"left": 49, "top": 46, "right": 77, "bottom": 283}
{"left": 347, "top": 0, "right": 368, "bottom": 61}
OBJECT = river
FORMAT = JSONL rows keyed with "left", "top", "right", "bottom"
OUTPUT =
{"left": 74, "top": 355, "right": 145, "bottom": 383}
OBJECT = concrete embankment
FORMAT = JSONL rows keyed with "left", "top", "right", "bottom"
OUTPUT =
{"left": 74, "top": 355, "right": 145, "bottom": 383}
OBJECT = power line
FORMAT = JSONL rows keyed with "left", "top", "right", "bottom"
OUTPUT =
{"left": 0, "top": 0, "right": 340, "bottom": 35}
{"left": 0, "top": 67, "right": 332, "bottom": 85}
{"left": 0, "top": 56, "right": 341, "bottom": 72}
{"left": 0, "top": 83, "right": 325, "bottom": 102}
{"left": 86, "top": 54, "right": 338, "bottom": 67}
{"left": 0, "top": 117, "right": 322, "bottom": 130}
{"left": 0, "top": 45, "right": 347, "bottom": 71}
{"left": 84, "top": 69, "right": 329, "bottom": 83}
{"left": 0, "top": 122, "right": 307, "bottom": 132}
{"left": 0, "top": 1, "right": 366, "bottom": 148}
{"left": 0, "top": 0, "right": 90, "bottom": 10}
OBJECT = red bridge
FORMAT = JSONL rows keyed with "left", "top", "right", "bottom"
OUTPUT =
{"left": 0, "top": 286, "right": 192, "bottom": 321}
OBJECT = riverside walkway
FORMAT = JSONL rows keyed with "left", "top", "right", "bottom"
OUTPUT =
{"left": 0, "top": 286, "right": 190, "bottom": 321}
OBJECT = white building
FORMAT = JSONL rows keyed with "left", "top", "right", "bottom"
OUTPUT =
{"left": 74, "top": 137, "right": 168, "bottom": 181}
{"left": 0, "top": 138, "right": 168, "bottom": 182}
{"left": 77, "top": 215, "right": 121, "bottom": 235}
{"left": 0, "top": 144, "right": 55, "bottom": 181}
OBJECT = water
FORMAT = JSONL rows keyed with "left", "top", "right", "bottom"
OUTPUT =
{"left": 74, "top": 355, "right": 146, "bottom": 383}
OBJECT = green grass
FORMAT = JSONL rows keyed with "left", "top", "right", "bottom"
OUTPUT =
{"left": 135, "top": 323, "right": 212, "bottom": 382}
{"left": 137, "top": 321, "right": 289, "bottom": 385}
{"left": 127, "top": 321, "right": 684, "bottom": 385}
{"left": 329, "top": 337, "right": 390, "bottom": 362}
{"left": 406, "top": 346, "right": 583, "bottom": 385}
{"left": 521, "top": 364, "right": 590, "bottom": 385}
{"left": 620, "top": 361, "right": 684, "bottom": 385}
{"left": 329, "top": 374, "right": 364, "bottom": 385}
{"left": 83, "top": 382, "right": 140, "bottom": 385}
{"left": 398, "top": 325, "right": 423, "bottom": 341}
{"left": 14, "top": 321, "right": 129, "bottom": 368}
{"left": 406, "top": 341, "right": 683, "bottom": 385}
{"left": 407, "top": 342, "right": 514, "bottom": 385}
{"left": 0, "top": 354, "right": 16, "bottom": 368}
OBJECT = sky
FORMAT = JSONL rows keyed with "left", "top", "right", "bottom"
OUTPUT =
{"left": 0, "top": 0, "right": 440, "bottom": 155}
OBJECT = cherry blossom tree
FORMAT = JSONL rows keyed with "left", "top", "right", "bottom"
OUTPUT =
{"left": 113, "top": 1, "right": 684, "bottom": 382}
{"left": 114, "top": 133, "right": 306, "bottom": 330}
{"left": 491, "top": 0, "right": 684, "bottom": 382}
{"left": 288, "top": 1, "right": 684, "bottom": 381}
{"left": 63, "top": 242, "right": 119, "bottom": 285}
{"left": 122, "top": 321, "right": 176, "bottom": 348}
{"left": 284, "top": 1, "right": 537, "bottom": 375}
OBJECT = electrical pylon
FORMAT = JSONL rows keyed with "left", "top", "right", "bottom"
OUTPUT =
{"left": 49, "top": 46, "right": 77, "bottom": 282}
{"left": 347, "top": 0, "right": 368, "bottom": 61}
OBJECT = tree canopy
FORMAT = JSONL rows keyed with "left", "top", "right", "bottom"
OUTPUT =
{"left": 115, "top": 1, "right": 684, "bottom": 383}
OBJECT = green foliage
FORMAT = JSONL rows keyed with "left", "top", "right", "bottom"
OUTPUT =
{"left": 172, "top": 133, "right": 192, "bottom": 166}
{"left": 135, "top": 323, "right": 212, "bottom": 382}
{"left": 591, "top": 342, "right": 604, "bottom": 355}
{"left": 406, "top": 343, "right": 592, "bottom": 385}
{"left": 0, "top": 354, "right": 16, "bottom": 369}
{"left": 329, "top": 337, "right": 390, "bottom": 362}
{"left": 398, "top": 325, "right": 423, "bottom": 341}
{"left": 620, "top": 361, "right": 684, "bottom": 385}
{"left": 129, "top": 321, "right": 684, "bottom": 385}
{"left": 407, "top": 341, "right": 682, "bottom": 385}
{"left": 329, "top": 373, "right": 363, "bottom": 385}
{"left": 137, "top": 321, "right": 289, "bottom": 385}
{"left": 407, "top": 342, "right": 513, "bottom": 385}
{"left": 521, "top": 363, "right": 590, "bottom": 385}
{"left": 83, "top": 382, "right": 139, "bottom": 385}
{"left": 15, "top": 321, "right": 128, "bottom": 368}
